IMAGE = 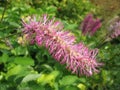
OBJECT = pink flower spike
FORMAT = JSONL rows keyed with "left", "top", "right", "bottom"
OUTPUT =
{"left": 108, "top": 18, "right": 120, "bottom": 39}
{"left": 22, "top": 14, "right": 102, "bottom": 76}
{"left": 80, "top": 14, "right": 102, "bottom": 36}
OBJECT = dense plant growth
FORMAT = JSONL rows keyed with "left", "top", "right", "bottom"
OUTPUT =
{"left": 0, "top": 0, "right": 120, "bottom": 90}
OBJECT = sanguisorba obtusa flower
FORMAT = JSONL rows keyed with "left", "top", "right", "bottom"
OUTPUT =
{"left": 22, "top": 14, "right": 102, "bottom": 76}
{"left": 80, "top": 14, "right": 101, "bottom": 36}
{"left": 108, "top": 16, "right": 120, "bottom": 39}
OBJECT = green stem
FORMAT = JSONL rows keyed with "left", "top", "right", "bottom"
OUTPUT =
{"left": 96, "top": 30, "right": 112, "bottom": 48}
{"left": 0, "top": 2, "right": 7, "bottom": 23}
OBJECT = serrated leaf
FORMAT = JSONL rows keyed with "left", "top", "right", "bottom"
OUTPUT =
{"left": 14, "top": 57, "right": 34, "bottom": 66}
{"left": 59, "top": 75, "right": 78, "bottom": 86}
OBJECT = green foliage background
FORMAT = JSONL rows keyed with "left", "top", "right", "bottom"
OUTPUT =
{"left": 0, "top": 0, "right": 120, "bottom": 90}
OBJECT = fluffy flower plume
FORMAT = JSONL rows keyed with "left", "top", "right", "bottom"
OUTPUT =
{"left": 80, "top": 14, "right": 101, "bottom": 35}
{"left": 22, "top": 15, "right": 102, "bottom": 76}
{"left": 108, "top": 16, "right": 120, "bottom": 39}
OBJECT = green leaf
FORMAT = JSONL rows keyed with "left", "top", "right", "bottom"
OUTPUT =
{"left": 78, "top": 78, "right": 86, "bottom": 83}
{"left": 59, "top": 75, "right": 78, "bottom": 86}
{"left": 46, "top": 6, "right": 57, "bottom": 13}
{"left": 0, "top": 53, "right": 9, "bottom": 63}
{"left": 64, "top": 86, "right": 78, "bottom": 90}
{"left": 18, "top": 82, "right": 45, "bottom": 90}
{"left": 2, "top": 53, "right": 9, "bottom": 63}
{"left": 41, "top": 64, "right": 53, "bottom": 71}
{"left": 0, "top": 83, "right": 8, "bottom": 90}
{"left": 9, "top": 22, "right": 21, "bottom": 27}
{"left": 37, "top": 71, "right": 59, "bottom": 86}
{"left": 101, "top": 70, "right": 111, "bottom": 85}
{"left": 11, "top": 46, "right": 28, "bottom": 55}
{"left": 0, "top": 43, "right": 10, "bottom": 50}
{"left": 0, "top": 32, "right": 5, "bottom": 38}
{"left": 14, "top": 57, "right": 34, "bottom": 66}
{"left": 22, "top": 74, "right": 41, "bottom": 83}
{"left": 6, "top": 65, "right": 23, "bottom": 79}
{"left": 77, "top": 83, "right": 86, "bottom": 90}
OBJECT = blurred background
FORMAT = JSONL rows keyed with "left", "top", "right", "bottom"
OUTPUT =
{"left": 0, "top": 0, "right": 120, "bottom": 90}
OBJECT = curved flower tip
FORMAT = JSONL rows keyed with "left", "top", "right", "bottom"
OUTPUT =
{"left": 65, "top": 44, "right": 102, "bottom": 76}
{"left": 22, "top": 14, "right": 102, "bottom": 76}
{"left": 80, "top": 14, "right": 102, "bottom": 36}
